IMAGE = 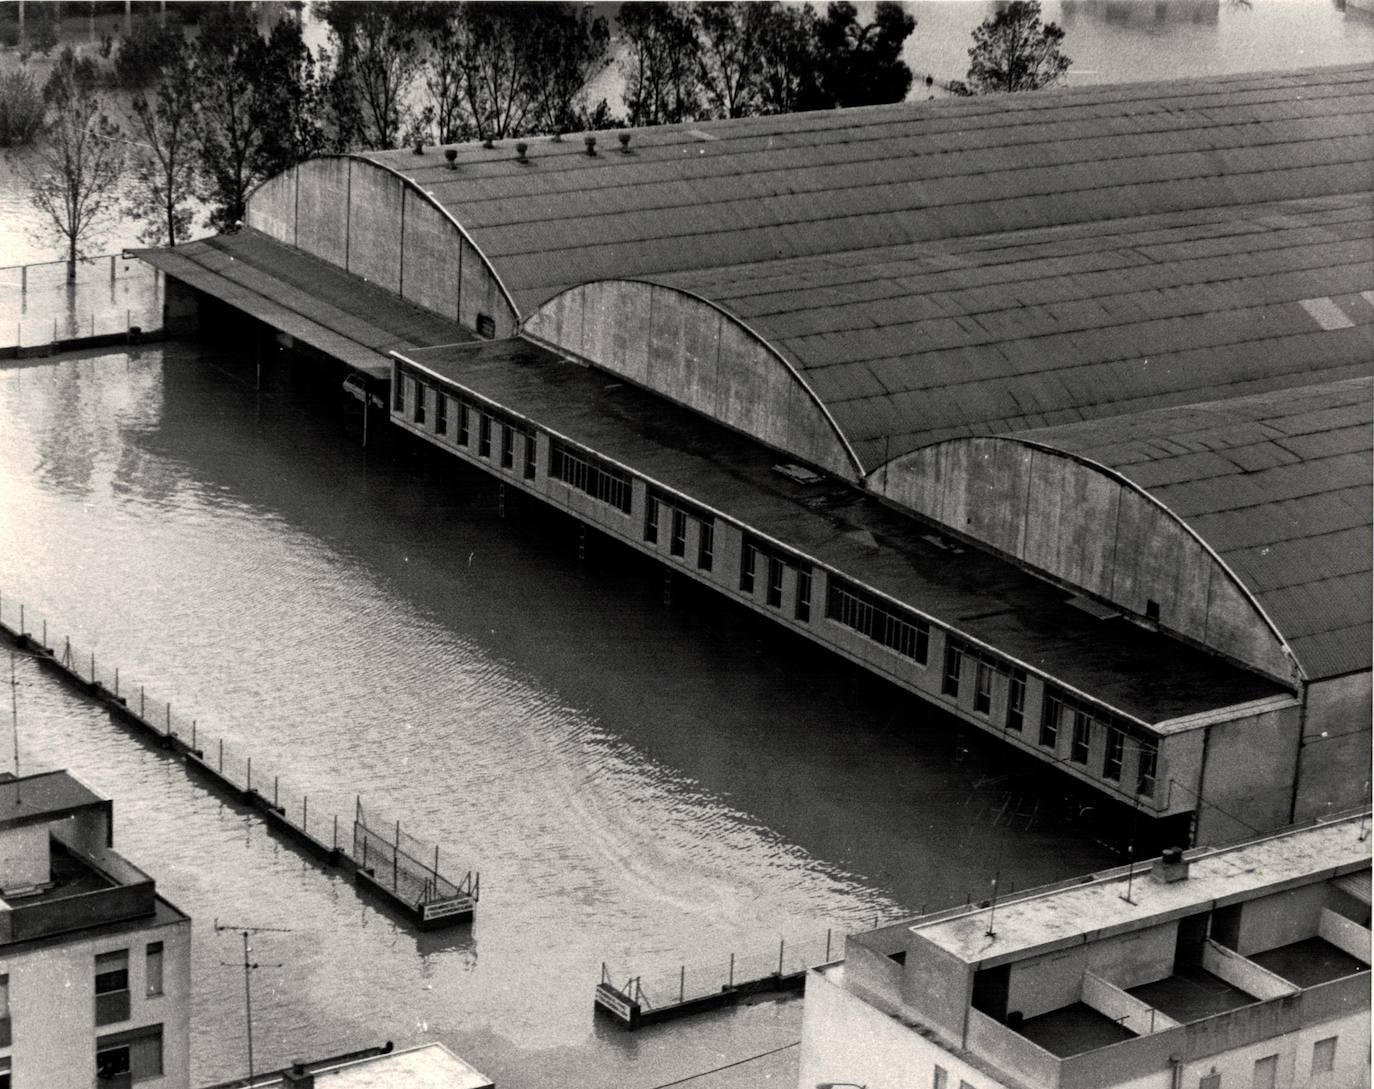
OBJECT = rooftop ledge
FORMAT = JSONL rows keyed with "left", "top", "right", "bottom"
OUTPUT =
{"left": 0, "top": 840, "right": 156, "bottom": 946}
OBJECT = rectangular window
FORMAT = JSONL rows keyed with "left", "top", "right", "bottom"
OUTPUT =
{"left": 1006, "top": 669, "right": 1026, "bottom": 732}
{"left": 766, "top": 555, "right": 784, "bottom": 607}
{"left": 670, "top": 509, "right": 688, "bottom": 558}
{"left": 457, "top": 403, "right": 470, "bottom": 447}
{"left": 0, "top": 1055, "right": 10, "bottom": 1089}
{"left": 500, "top": 425, "right": 515, "bottom": 469}
{"left": 95, "top": 949, "right": 130, "bottom": 1026}
{"left": 0, "top": 974, "right": 9, "bottom": 1049}
{"left": 644, "top": 497, "right": 660, "bottom": 544}
{"left": 1103, "top": 727, "right": 1124, "bottom": 781}
{"left": 393, "top": 375, "right": 404, "bottom": 412}
{"left": 145, "top": 942, "right": 164, "bottom": 998}
{"left": 435, "top": 393, "right": 448, "bottom": 435}
{"left": 1071, "top": 710, "right": 1091, "bottom": 764}
{"left": 974, "top": 661, "right": 993, "bottom": 714}
{"left": 523, "top": 432, "right": 537, "bottom": 480}
{"left": 1313, "top": 1036, "right": 1337, "bottom": 1074}
{"left": 1199, "top": 1074, "right": 1221, "bottom": 1089}
{"left": 933, "top": 1068, "right": 947, "bottom": 1089}
{"left": 1253, "top": 1054, "right": 1277, "bottom": 1089}
{"left": 476, "top": 313, "right": 496, "bottom": 339}
{"left": 825, "top": 575, "right": 929, "bottom": 663}
{"left": 740, "top": 539, "right": 757, "bottom": 593}
{"left": 942, "top": 644, "right": 962, "bottom": 697}
{"left": 413, "top": 380, "right": 426, "bottom": 425}
{"left": 1039, "top": 694, "right": 1061, "bottom": 749}
{"left": 1137, "top": 740, "right": 1158, "bottom": 797}
{"left": 697, "top": 520, "right": 714, "bottom": 571}
{"left": 97, "top": 1024, "right": 163, "bottom": 1085}
{"left": 795, "top": 565, "right": 812, "bottom": 622}
{"left": 478, "top": 413, "right": 492, "bottom": 458}
{"left": 548, "top": 439, "right": 632, "bottom": 514}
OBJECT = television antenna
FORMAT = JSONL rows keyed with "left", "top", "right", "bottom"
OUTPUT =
{"left": 214, "top": 919, "right": 292, "bottom": 1088}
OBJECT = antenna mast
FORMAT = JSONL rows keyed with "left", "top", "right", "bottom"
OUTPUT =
{"left": 214, "top": 919, "right": 291, "bottom": 1087}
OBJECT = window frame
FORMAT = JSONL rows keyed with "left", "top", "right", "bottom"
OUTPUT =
{"left": 765, "top": 554, "right": 784, "bottom": 607}
{"left": 942, "top": 643, "right": 962, "bottom": 697}
{"left": 1039, "top": 694, "right": 1062, "bottom": 749}
{"left": 1006, "top": 668, "right": 1026, "bottom": 732}
{"left": 670, "top": 508, "right": 688, "bottom": 558}
{"left": 1070, "top": 709, "right": 1092, "bottom": 764}
{"left": 740, "top": 539, "right": 757, "bottom": 593}
{"left": 1103, "top": 727, "right": 1125, "bottom": 781}
{"left": 145, "top": 942, "right": 164, "bottom": 998}
{"left": 974, "top": 660, "right": 993, "bottom": 714}
{"left": 697, "top": 519, "right": 714, "bottom": 572}
{"left": 412, "top": 380, "right": 426, "bottom": 425}
{"left": 795, "top": 565, "right": 812, "bottom": 622}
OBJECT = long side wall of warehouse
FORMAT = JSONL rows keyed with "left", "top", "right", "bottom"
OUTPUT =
{"left": 386, "top": 360, "right": 1312, "bottom": 839}
{"left": 246, "top": 157, "right": 519, "bottom": 338}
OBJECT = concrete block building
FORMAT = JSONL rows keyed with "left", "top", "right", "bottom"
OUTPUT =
{"left": 799, "top": 813, "right": 1372, "bottom": 1089}
{"left": 0, "top": 770, "right": 191, "bottom": 1089}
{"left": 137, "top": 63, "right": 1374, "bottom": 844}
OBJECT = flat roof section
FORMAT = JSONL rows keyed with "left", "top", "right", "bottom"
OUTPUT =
{"left": 399, "top": 336, "right": 1286, "bottom": 726}
{"left": 0, "top": 770, "right": 105, "bottom": 831}
{"left": 134, "top": 231, "right": 475, "bottom": 380}
{"left": 1016, "top": 1002, "right": 1136, "bottom": 1057}
{"left": 906, "top": 817, "right": 1369, "bottom": 968}
{"left": 1128, "top": 966, "right": 1255, "bottom": 1023}
{"left": 1248, "top": 936, "right": 1369, "bottom": 988}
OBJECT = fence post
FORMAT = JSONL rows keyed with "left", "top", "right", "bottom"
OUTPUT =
{"left": 729, "top": 953, "right": 735, "bottom": 989}
{"left": 246, "top": 756, "right": 252, "bottom": 792}
{"left": 110, "top": 254, "right": 116, "bottom": 282}
{"left": 432, "top": 845, "right": 439, "bottom": 883}
{"left": 191, "top": 720, "right": 196, "bottom": 750}
{"left": 218, "top": 738, "right": 223, "bottom": 772}
{"left": 18, "top": 604, "right": 23, "bottom": 634}
{"left": 41, "top": 619, "right": 46, "bottom": 647}
{"left": 678, "top": 965, "right": 684, "bottom": 1003}
{"left": 166, "top": 702, "right": 171, "bottom": 733}
{"left": 778, "top": 939, "right": 785, "bottom": 977}
{"left": 273, "top": 775, "right": 278, "bottom": 809}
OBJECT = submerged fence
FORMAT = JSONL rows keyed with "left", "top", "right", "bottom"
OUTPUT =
{"left": 0, "top": 590, "right": 477, "bottom": 925}
{"left": 0, "top": 254, "right": 164, "bottom": 355}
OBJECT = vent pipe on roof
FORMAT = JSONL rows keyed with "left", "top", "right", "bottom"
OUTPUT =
{"left": 618, "top": 132, "right": 631, "bottom": 152}
{"left": 1153, "top": 847, "right": 1190, "bottom": 884}
{"left": 444, "top": 148, "right": 457, "bottom": 170}
{"left": 551, "top": 130, "right": 562, "bottom": 142}
{"left": 516, "top": 141, "right": 528, "bottom": 163}
{"left": 412, "top": 140, "right": 424, "bottom": 155}
{"left": 584, "top": 135, "right": 597, "bottom": 156}
{"left": 482, "top": 136, "right": 494, "bottom": 150}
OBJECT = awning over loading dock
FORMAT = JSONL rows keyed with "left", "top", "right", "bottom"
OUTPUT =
{"left": 133, "top": 229, "right": 475, "bottom": 380}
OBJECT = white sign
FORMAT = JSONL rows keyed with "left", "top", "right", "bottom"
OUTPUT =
{"left": 595, "top": 985, "right": 636, "bottom": 1022}
{"left": 422, "top": 896, "right": 474, "bottom": 921}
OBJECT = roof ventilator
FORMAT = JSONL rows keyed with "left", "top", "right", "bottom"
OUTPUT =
{"left": 618, "top": 132, "right": 632, "bottom": 153}
{"left": 1153, "top": 847, "right": 1190, "bottom": 885}
{"left": 444, "top": 148, "right": 457, "bottom": 170}
{"left": 584, "top": 135, "right": 597, "bottom": 156}
{"left": 516, "top": 141, "right": 529, "bottom": 163}
{"left": 482, "top": 136, "right": 494, "bottom": 150}
{"left": 412, "top": 140, "right": 424, "bottom": 155}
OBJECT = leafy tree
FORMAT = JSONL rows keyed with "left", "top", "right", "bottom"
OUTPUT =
{"left": 127, "top": 37, "right": 198, "bottom": 246}
{"left": 755, "top": 3, "right": 819, "bottom": 115}
{"left": 255, "top": 17, "right": 327, "bottom": 177}
{"left": 962, "top": 1, "right": 1070, "bottom": 95}
{"left": 320, "top": 2, "right": 424, "bottom": 149}
{"left": 694, "top": 1, "right": 778, "bottom": 119}
{"left": 114, "top": 16, "right": 182, "bottom": 88}
{"left": 192, "top": 8, "right": 270, "bottom": 232}
{"left": 811, "top": 1, "right": 915, "bottom": 109}
{"left": 0, "top": 70, "right": 45, "bottom": 147}
{"left": 421, "top": 3, "right": 473, "bottom": 144}
{"left": 619, "top": 3, "right": 701, "bottom": 127}
{"left": 523, "top": 4, "right": 610, "bottom": 136}
{"left": 23, "top": 48, "right": 124, "bottom": 279}
{"left": 457, "top": 3, "right": 537, "bottom": 140}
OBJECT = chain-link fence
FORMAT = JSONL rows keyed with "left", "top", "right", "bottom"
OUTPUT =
{"left": 0, "top": 590, "right": 474, "bottom": 919}
{"left": 0, "top": 255, "right": 163, "bottom": 354}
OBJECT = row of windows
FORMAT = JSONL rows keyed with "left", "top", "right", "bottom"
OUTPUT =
{"left": 95, "top": 944, "right": 164, "bottom": 1027}
{"left": 1040, "top": 687, "right": 1157, "bottom": 797}
{"left": 400, "top": 374, "right": 538, "bottom": 481}
{"left": 825, "top": 575, "right": 929, "bottom": 663}
{"left": 646, "top": 493, "right": 715, "bottom": 572}
{"left": 549, "top": 438, "right": 632, "bottom": 514}
{"left": 740, "top": 537, "right": 813, "bottom": 620}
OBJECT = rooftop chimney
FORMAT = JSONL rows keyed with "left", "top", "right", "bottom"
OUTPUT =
{"left": 1152, "top": 847, "right": 1190, "bottom": 884}
{"left": 584, "top": 135, "right": 597, "bottom": 156}
{"left": 618, "top": 132, "right": 632, "bottom": 152}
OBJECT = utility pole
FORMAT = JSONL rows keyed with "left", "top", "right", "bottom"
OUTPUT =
{"left": 214, "top": 920, "right": 291, "bottom": 1087}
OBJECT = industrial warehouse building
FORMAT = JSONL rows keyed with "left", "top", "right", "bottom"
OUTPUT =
{"left": 138, "top": 63, "right": 1373, "bottom": 846}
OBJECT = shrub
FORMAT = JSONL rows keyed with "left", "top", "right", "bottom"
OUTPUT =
{"left": 0, "top": 70, "right": 45, "bottom": 147}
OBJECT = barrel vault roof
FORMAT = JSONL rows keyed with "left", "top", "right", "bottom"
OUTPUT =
{"left": 1013, "top": 378, "right": 1373, "bottom": 681}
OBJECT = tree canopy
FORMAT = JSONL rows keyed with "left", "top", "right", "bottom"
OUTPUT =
{"left": 959, "top": 1, "right": 1071, "bottom": 95}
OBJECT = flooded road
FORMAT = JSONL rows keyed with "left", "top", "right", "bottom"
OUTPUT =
{"left": 0, "top": 344, "right": 1114, "bottom": 1085}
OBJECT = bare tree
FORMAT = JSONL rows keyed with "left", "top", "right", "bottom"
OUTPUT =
{"left": 619, "top": 3, "right": 702, "bottom": 127}
{"left": 127, "top": 37, "right": 198, "bottom": 246}
{"left": 694, "top": 2, "right": 778, "bottom": 119}
{"left": 321, "top": 2, "right": 424, "bottom": 149}
{"left": 24, "top": 48, "right": 124, "bottom": 280}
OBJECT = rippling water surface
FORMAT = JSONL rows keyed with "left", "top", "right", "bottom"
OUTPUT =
{"left": 1, "top": 346, "right": 1118, "bottom": 1085}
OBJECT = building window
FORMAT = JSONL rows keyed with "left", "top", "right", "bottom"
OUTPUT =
{"left": 97, "top": 1024, "right": 163, "bottom": 1086}
{"left": 670, "top": 509, "right": 688, "bottom": 558}
{"left": 1313, "top": 1036, "right": 1337, "bottom": 1074}
{"left": 697, "top": 520, "right": 714, "bottom": 571}
{"left": 548, "top": 439, "right": 632, "bottom": 514}
{"left": 435, "top": 393, "right": 448, "bottom": 435}
{"left": 523, "top": 432, "right": 537, "bottom": 480}
{"left": 826, "top": 575, "right": 929, "bottom": 663}
{"left": 1006, "top": 669, "right": 1026, "bottom": 732}
{"left": 95, "top": 949, "right": 130, "bottom": 1026}
{"left": 476, "top": 312, "right": 496, "bottom": 338}
{"left": 457, "top": 403, "right": 470, "bottom": 447}
{"left": 478, "top": 413, "right": 492, "bottom": 458}
{"left": 740, "top": 539, "right": 757, "bottom": 593}
{"left": 1039, "top": 694, "right": 1061, "bottom": 749}
{"left": 1103, "top": 728, "right": 1124, "bottom": 781}
{"left": 393, "top": 375, "right": 404, "bottom": 412}
{"left": 1136, "top": 739, "right": 1157, "bottom": 797}
{"left": 766, "top": 555, "right": 784, "bottom": 607}
{"left": 0, "top": 974, "right": 9, "bottom": 1049}
{"left": 1070, "top": 709, "right": 1091, "bottom": 764}
{"left": 1252, "top": 1055, "right": 1277, "bottom": 1089}
{"left": 933, "top": 1067, "right": 947, "bottom": 1089}
{"left": 500, "top": 425, "right": 515, "bottom": 469}
{"left": 413, "top": 380, "right": 426, "bottom": 425}
{"left": 0, "top": 1056, "right": 10, "bottom": 1089}
{"left": 644, "top": 497, "right": 660, "bottom": 544}
{"left": 145, "top": 942, "right": 164, "bottom": 998}
{"left": 974, "top": 661, "right": 993, "bottom": 714}
{"left": 1199, "top": 1070, "right": 1221, "bottom": 1089}
{"left": 795, "top": 565, "right": 812, "bottom": 621}
{"left": 942, "top": 644, "right": 962, "bottom": 697}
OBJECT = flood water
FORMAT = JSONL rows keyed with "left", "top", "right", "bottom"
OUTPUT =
{"left": 0, "top": 344, "right": 1119, "bottom": 1086}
